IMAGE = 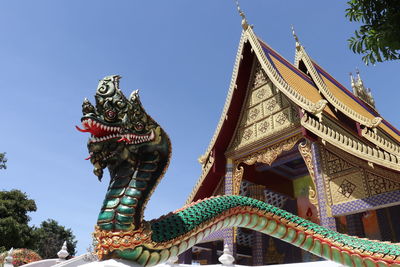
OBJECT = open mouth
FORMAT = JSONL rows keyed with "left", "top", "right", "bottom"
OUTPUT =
{"left": 76, "top": 118, "right": 155, "bottom": 144}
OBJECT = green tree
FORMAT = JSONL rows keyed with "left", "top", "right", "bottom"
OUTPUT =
{"left": 32, "top": 219, "right": 77, "bottom": 259}
{"left": 346, "top": 0, "right": 400, "bottom": 64}
{"left": 0, "top": 190, "right": 37, "bottom": 250}
{"left": 0, "top": 153, "right": 7, "bottom": 169}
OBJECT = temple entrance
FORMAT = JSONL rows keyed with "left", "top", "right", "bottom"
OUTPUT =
{"left": 237, "top": 147, "right": 317, "bottom": 265}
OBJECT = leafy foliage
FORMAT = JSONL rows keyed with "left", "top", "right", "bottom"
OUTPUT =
{"left": 32, "top": 219, "right": 77, "bottom": 259}
{"left": 346, "top": 0, "right": 400, "bottom": 64}
{"left": 0, "top": 190, "right": 37, "bottom": 250}
{"left": 0, "top": 153, "right": 7, "bottom": 170}
{"left": 0, "top": 190, "right": 77, "bottom": 259}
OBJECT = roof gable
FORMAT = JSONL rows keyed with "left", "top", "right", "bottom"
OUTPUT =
{"left": 187, "top": 27, "right": 400, "bottom": 203}
{"left": 294, "top": 43, "right": 400, "bottom": 154}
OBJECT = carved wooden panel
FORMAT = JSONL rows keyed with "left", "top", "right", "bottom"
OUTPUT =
{"left": 324, "top": 149, "right": 358, "bottom": 178}
{"left": 250, "top": 82, "right": 275, "bottom": 106}
{"left": 364, "top": 172, "right": 400, "bottom": 196}
{"left": 321, "top": 144, "right": 400, "bottom": 207}
{"left": 329, "top": 171, "right": 366, "bottom": 205}
{"left": 229, "top": 60, "right": 300, "bottom": 151}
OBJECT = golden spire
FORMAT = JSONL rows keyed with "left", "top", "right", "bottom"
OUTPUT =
{"left": 291, "top": 25, "right": 301, "bottom": 49}
{"left": 350, "top": 69, "right": 376, "bottom": 109}
{"left": 234, "top": 0, "right": 249, "bottom": 30}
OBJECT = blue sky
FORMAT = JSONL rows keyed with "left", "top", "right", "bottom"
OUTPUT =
{"left": 1, "top": 1, "right": 399, "bottom": 255}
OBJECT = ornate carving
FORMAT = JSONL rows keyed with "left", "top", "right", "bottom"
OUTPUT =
{"left": 252, "top": 83, "right": 274, "bottom": 106}
{"left": 309, "top": 99, "right": 328, "bottom": 115}
{"left": 365, "top": 172, "right": 400, "bottom": 196}
{"left": 253, "top": 63, "right": 268, "bottom": 88}
{"left": 337, "top": 179, "right": 356, "bottom": 198}
{"left": 232, "top": 165, "right": 244, "bottom": 196}
{"left": 298, "top": 140, "right": 319, "bottom": 210}
{"left": 243, "top": 128, "right": 253, "bottom": 141}
{"left": 361, "top": 127, "right": 400, "bottom": 157}
{"left": 350, "top": 70, "right": 376, "bottom": 109}
{"left": 198, "top": 151, "right": 214, "bottom": 169}
{"left": 187, "top": 152, "right": 215, "bottom": 204}
{"left": 248, "top": 106, "right": 261, "bottom": 121}
{"left": 320, "top": 143, "right": 400, "bottom": 208}
{"left": 258, "top": 120, "right": 270, "bottom": 133}
{"left": 237, "top": 135, "right": 301, "bottom": 166}
{"left": 325, "top": 150, "right": 357, "bottom": 177}
{"left": 275, "top": 112, "right": 288, "bottom": 125}
{"left": 301, "top": 113, "right": 400, "bottom": 172}
{"left": 265, "top": 98, "right": 277, "bottom": 111}
{"left": 296, "top": 42, "right": 382, "bottom": 128}
{"left": 94, "top": 224, "right": 152, "bottom": 260}
{"left": 245, "top": 27, "right": 320, "bottom": 117}
{"left": 256, "top": 87, "right": 266, "bottom": 99}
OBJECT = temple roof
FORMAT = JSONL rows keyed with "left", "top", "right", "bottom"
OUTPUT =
{"left": 186, "top": 26, "right": 400, "bottom": 204}
{"left": 293, "top": 42, "right": 400, "bottom": 156}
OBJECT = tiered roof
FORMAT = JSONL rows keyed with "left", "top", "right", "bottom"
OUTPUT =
{"left": 186, "top": 24, "right": 400, "bottom": 204}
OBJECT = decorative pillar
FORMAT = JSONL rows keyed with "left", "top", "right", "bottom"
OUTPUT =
{"left": 224, "top": 159, "right": 234, "bottom": 195}
{"left": 223, "top": 159, "right": 237, "bottom": 257}
{"left": 298, "top": 140, "right": 319, "bottom": 220}
{"left": 311, "top": 142, "right": 336, "bottom": 230}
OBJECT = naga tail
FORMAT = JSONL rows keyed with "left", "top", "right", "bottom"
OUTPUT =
{"left": 102, "top": 195, "right": 400, "bottom": 267}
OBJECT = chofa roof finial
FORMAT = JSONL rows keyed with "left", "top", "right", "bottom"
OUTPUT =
{"left": 350, "top": 69, "right": 376, "bottom": 109}
{"left": 234, "top": 0, "right": 250, "bottom": 30}
{"left": 291, "top": 25, "right": 301, "bottom": 49}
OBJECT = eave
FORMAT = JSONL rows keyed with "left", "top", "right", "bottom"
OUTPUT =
{"left": 186, "top": 32, "right": 255, "bottom": 204}
{"left": 295, "top": 46, "right": 382, "bottom": 128}
{"left": 295, "top": 45, "right": 400, "bottom": 155}
{"left": 301, "top": 113, "right": 400, "bottom": 172}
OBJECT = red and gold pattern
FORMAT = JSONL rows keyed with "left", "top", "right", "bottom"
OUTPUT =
{"left": 94, "top": 224, "right": 152, "bottom": 260}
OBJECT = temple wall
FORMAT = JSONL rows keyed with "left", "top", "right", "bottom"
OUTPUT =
{"left": 319, "top": 143, "right": 400, "bottom": 216}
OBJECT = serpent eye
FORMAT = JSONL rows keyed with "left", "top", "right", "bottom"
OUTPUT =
{"left": 134, "top": 121, "right": 144, "bottom": 131}
{"left": 105, "top": 109, "right": 117, "bottom": 120}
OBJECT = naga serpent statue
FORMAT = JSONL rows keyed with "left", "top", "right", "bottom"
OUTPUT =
{"left": 77, "top": 75, "right": 400, "bottom": 267}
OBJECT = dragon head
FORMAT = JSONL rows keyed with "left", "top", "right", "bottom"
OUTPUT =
{"left": 77, "top": 75, "right": 165, "bottom": 181}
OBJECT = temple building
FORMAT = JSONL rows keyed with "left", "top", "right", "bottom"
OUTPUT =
{"left": 180, "top": 12, "right": 400, "bottom": 266}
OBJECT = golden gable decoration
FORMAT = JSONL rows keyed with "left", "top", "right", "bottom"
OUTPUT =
{"left": 229, "top": 61, "right": 300, "bottom": 151}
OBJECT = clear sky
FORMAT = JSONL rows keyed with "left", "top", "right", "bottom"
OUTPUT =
{"left": 1, "top": 1, "right": 399, "bottom": 255}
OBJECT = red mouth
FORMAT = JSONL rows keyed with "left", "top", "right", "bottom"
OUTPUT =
{"left": 76, "top": 118, "right": 155, "bottom": 145}
{"left": 76, "top": 118, "right": 121, "bottom": 137}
